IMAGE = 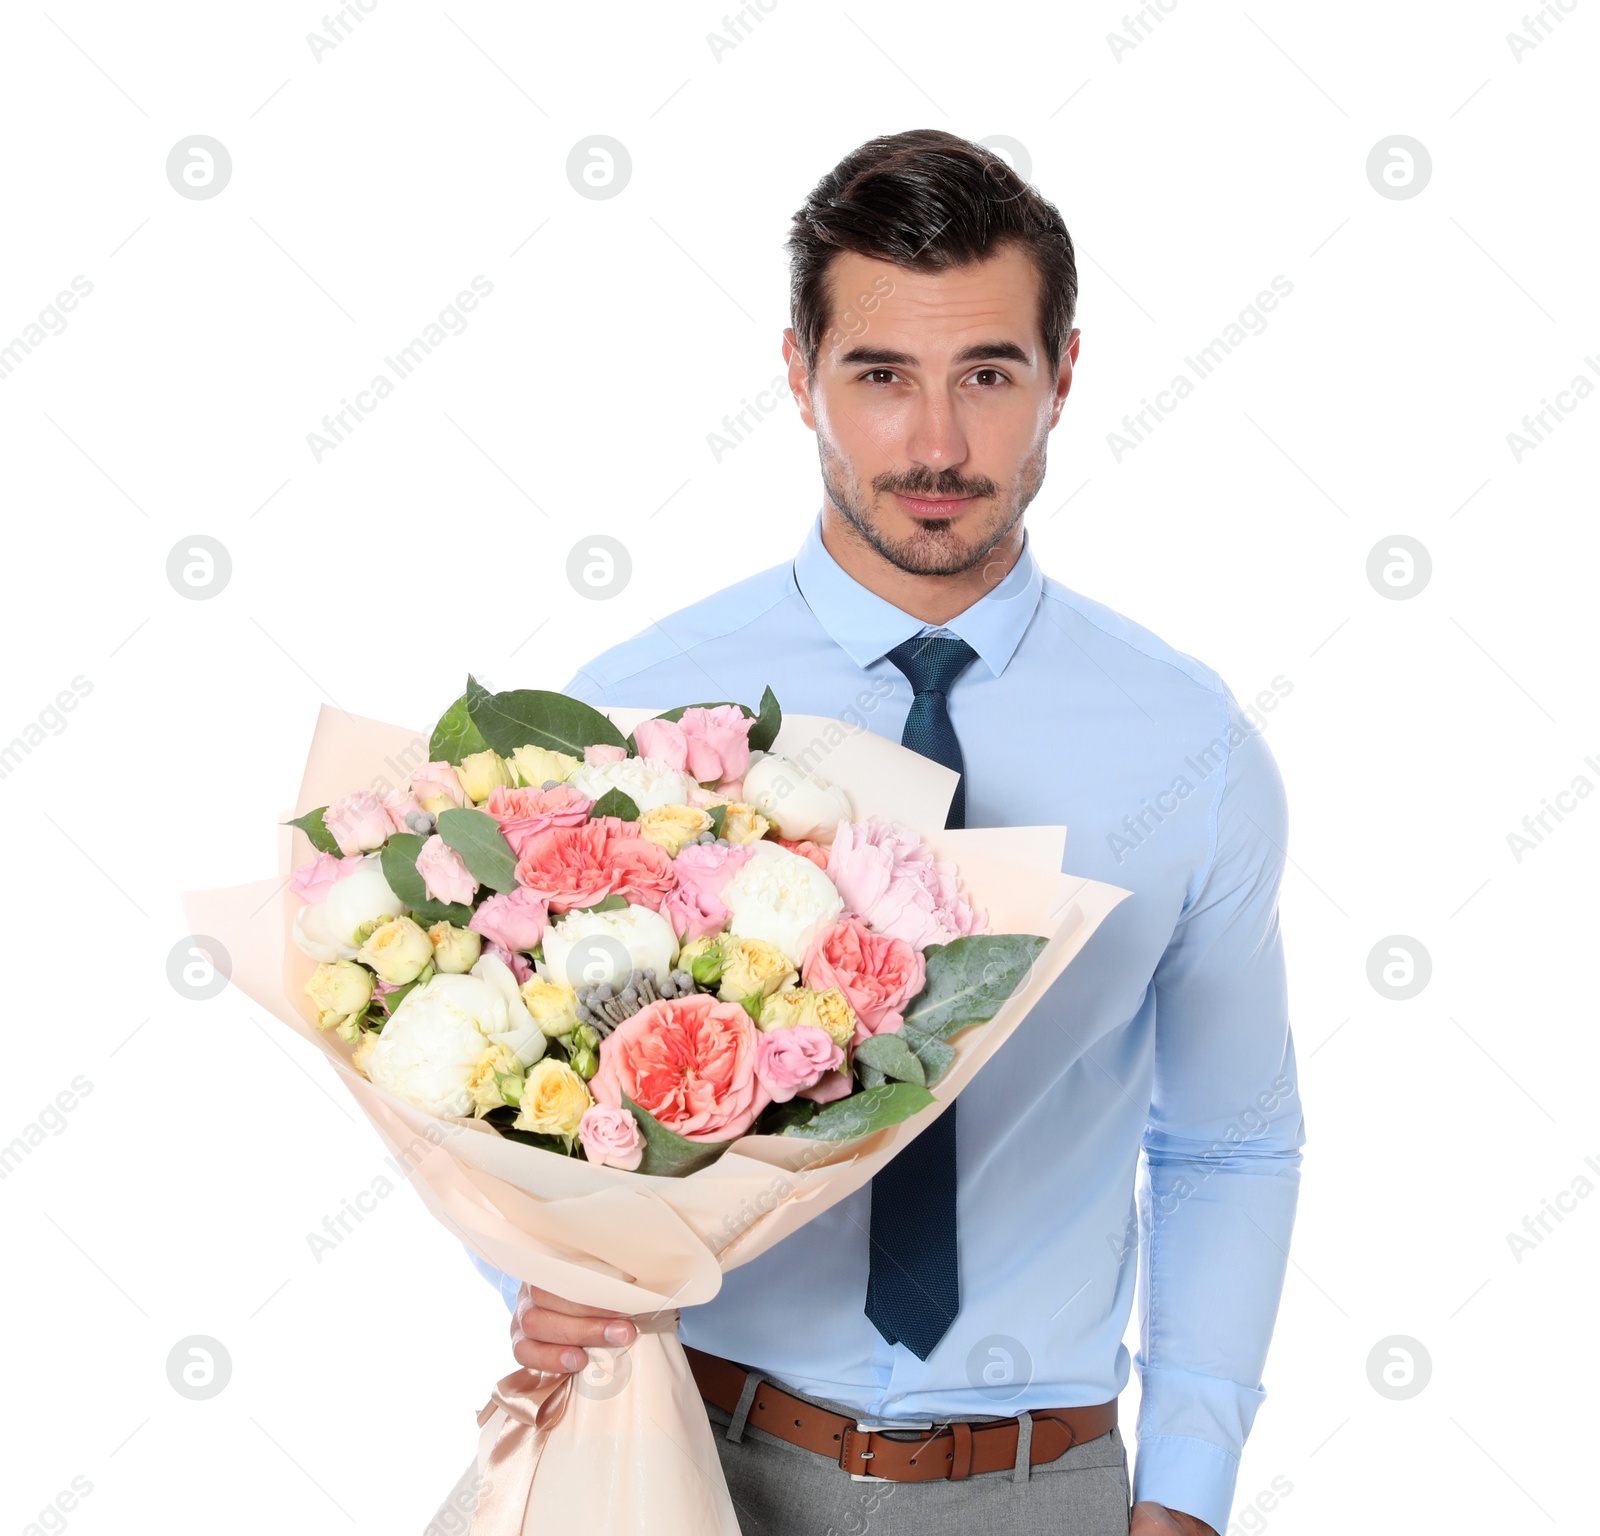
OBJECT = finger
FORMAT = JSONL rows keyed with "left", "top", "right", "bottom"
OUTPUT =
{"left": 520, "top": 1307, "right": 637, "bottom": 1349}
{"left": 512, "top": 1335, "right": 591, "bottom": 1375}
{"left": 529, "top": 1286, "right": 632, "bottom": 1321}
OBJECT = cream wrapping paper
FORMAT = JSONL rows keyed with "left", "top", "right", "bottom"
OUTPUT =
{"left": 181, "top": 704, "right": 1131, "bottom": 1535}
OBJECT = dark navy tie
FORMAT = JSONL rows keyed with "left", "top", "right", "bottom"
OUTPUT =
{"left": 863, "top": 633, "right": 978, "bottom": 1360}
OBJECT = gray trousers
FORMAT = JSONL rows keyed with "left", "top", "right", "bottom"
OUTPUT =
{"left": 704, "top": 1380, "right": 1131, "bottom": 1536}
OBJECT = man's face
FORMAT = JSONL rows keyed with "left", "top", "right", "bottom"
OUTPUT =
{"left": 786, "top": 243, "right": 1078, "bottom": 577}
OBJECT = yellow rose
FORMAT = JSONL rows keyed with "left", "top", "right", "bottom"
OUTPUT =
{"left": 427, "top": 921, "right": 481, "bottom": 974}
{"left": 305, "top": 959, "right": 373, "bottom": 1033}
{"left": 511, "top": 744, "right": 581, "bottom": 787}
{"left": 467, "top": 1041, "right": 526, "bottom": 1116}
{"left": 513, "top": 1058, "right": 594, "bottom": 1138}
{"left": 518, "top": 977, "right": 581, "bottom": 1038}
{"left": 720, "top": 802, "right": 772, "bottom": 845}
{"left": 636, "top": 803, "right": 713, "bottom": 857}
{"left": 459, "top": 748, "right": 514, "bottom": 802}
{"left": 758, "top": 986, "right": 857, "bottom": 1050}
{"left": 356, "top": 915, "right": 435, "bottom": 985}
{"left": 718, "top": 936, "right": 797, "bottom": 1003}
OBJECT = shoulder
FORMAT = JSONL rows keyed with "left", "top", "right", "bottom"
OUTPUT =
{"left": 566, "top": 559, "right": 803, "bottom": 703}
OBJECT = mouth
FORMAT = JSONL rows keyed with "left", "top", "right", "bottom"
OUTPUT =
{"left": 890, "top": 491, "right": 979, "bottom": 519}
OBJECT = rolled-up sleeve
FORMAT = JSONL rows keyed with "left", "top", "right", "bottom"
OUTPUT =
{"left": 1131, "top": 687, "right": 1306, "bottom": 1534}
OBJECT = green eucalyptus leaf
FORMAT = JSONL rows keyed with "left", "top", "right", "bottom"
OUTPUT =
{"left": 381, "top": 836, "right": 478, "bottom": 927}
{"left": 707, "top": 804, "right": 727, "bottom": 838}
{"left": 901, "top": 934, "right": 1048, "bottom": 1041}
{"left": 429, "top": 692, "right": 491, "bottom": 766}
{"left": 851, "top": 1032, "right": 926, "bottom": 1086}
{"left": 899, "top": 1024, "right": 956, "bottom": 1086}
{"left": 756, "top": 1098, "right": 822, "bottom": 1136}
{"left": 589, "top": 787, "right": 640, "bottom": 822}
{"left": 465, "top": 673, "right": 626, "bottom": 757}
{"left": 856, "top": 1062, "right": 887, "bottom": 1090}
{"left": 436, "top": 807, "right": 519, "bottom": 893}
{"left": 569, "top": 893, "right": 629, "bottom": 915}
{"left": 622, "top": 1094, "right": 735, "bottom": 1176}
{"left": 748, "top": 685, "right": 782, "bottom": 754}
{"left": 286, "top": 807, "right": 340, "bottom": 855}
{"left": 781, "top": 1081, "right": 936, "bottom": 1140}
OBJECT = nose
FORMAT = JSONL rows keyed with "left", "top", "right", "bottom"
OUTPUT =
{"left": 903, "top": 383, "right": 969, "bottom": 478}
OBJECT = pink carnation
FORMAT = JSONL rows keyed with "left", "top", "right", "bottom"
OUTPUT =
{"left": 469, "top": 887, "right": 549, "bottom": 951}
{"left": 416, "top": 834, "right": 479, "bottom": 906}
{"left": 590, "top": 993, "right": 770, "bottom": 1142}
{"left": 825, "top": 817, "right": 985, "bottom": 948}
{"left": 289, "top": 851, "right": 365, "bottom": 904}
{"left": 482, "top": 783, "right": 593, "bottom": 858}
{"left": 755, "top": 1026, "right": 844, "bottom": 1103}
{"left": 797, "top": 1068, "right": 853, "bottom": 1105}
{"left": 578, "top": 1105, "right": 644, "bottom": 1171}
{"left": 662, "top": 841, "right": 753, "bottom": 942}
{"left": 803, "top": 917, "right": 926, "bottom": 1046}
{"left": 483, "top": 942, "right": 533, "bottom": 984}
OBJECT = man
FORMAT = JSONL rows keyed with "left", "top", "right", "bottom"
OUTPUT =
{"left": 476, "top": 128, "right": 1304, "bottom": 1536}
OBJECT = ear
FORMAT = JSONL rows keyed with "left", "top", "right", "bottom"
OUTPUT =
{"left": 783, "top": 327, "right": 817, "bottom": 432}
{"left": 1048, "top": 328, "right": 1081, "bottom": 430}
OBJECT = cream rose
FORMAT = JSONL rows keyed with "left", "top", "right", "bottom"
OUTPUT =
{"left": 636, "top": 803, "right": 713, "bottom": 857}
{"left": 741, "top": 752, "right": 853, "bottom": 843}
{"left": 518, "top": 977, "right": 582, "bottom": 1038}
{"left": 721, "top": 841, "right": 844, "bottom": 967}
{"left": 427, "top": 922, "right": 482, "bottom": 974}
{"left": 757, "top": 986, "right": 857, "bottom": 1050}
{"left": 513, "top": 1058, "right": 595, "bottom": 1139}
{"left": 539, "top": 903, "right": 679, "bottom": 990}
{"left": 459, "top": 749, "right": 515, "bottom": 802}
{"left": 305, "top": 960, "right": 373, "bottom": 1035}
{"left": 510, "top": 744, "right": 581, "bottom": 787}
{"left": 717, "top": 936, "right": 797, "bottom": 1004}
{"left": 357, "top": 915, "right": 435, "bottom": 985}
{"left": 719, "top": 802, "right": 772, "bottom": 845}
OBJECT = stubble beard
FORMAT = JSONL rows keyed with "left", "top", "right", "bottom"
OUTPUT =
{"left": 818, "top": 428, "right": 1047, "bottom": 577}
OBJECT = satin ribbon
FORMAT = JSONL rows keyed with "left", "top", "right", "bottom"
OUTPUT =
{"left": 467, "top": 1308, "right": 681, "bottom": 1535}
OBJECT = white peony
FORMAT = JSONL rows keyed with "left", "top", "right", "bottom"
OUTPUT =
{"left": 539, "top": 902, "right": 679, "bottom": 989}
{"left": 721, "top": 841, "right": 844, "bottom": 966}
{"left": 322, "top": 855, "right": 404, "bottom": 949}
{"left": 360, "top": 953, "right": 544, "bottom": 1118}
{"left": 568, "top": 755, "right": 698, "bottom": 812}
{"left": 293, "top": 900, "right": 356, "bottom": 962}
{"left": 741, "top": 752, "right": 854, "bottom": 842}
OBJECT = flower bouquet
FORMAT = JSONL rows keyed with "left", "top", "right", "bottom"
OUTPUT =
{"left": 182, "top": 677, "right": 1129, "bottom": 1535}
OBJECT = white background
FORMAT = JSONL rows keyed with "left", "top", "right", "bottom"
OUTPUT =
{"left": 2, "top": 2, "right": 1596, "bottom": 1532}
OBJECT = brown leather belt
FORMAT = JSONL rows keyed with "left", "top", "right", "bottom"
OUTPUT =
{"left": 685, "top": 1345, "right": 1117, "bottom": 1482}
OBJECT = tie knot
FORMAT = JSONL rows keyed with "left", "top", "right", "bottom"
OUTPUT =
{"left": 887, "top": 634, "right": 978, "bottom": 697}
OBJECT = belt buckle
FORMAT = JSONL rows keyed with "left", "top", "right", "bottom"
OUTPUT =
{"left": 848, "top": 1419, "right": 935, "bottom": 1482}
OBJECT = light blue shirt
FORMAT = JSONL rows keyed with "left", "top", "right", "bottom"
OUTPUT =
{"left": 474, "top": 513, "right": 1305, "bottom": 1534}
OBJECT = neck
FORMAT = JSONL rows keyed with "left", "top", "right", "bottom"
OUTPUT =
{"left": 819, "top": 504, "right": 1025, "bottom": 626}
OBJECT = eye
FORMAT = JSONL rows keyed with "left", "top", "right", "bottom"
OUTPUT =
{"left": 968, "top": 367, "right": 1009, "bottom": 387}
{"left": 861, "top": 368, "right": 900, "bottom": 385}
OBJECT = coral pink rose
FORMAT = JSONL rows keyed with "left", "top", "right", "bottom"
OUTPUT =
{"left": 578, "top": 1105, "right": 644, "bottom": 1171}
{"left": 777, "top": 837, "right": 830, "bottom": 870}
{"left": 662, "top": 841, "right": 752, "bottom": 941}
{"left": 411, "top": 761, "right": 467, "bottom": 811}
{"left": 825, "top": 817, "right": 985, "bottom": 948}
{"left": 289, "top": 851, "right": 365, "bottom": 904}
{"left": 797, "top": 1068, "right": 853, "bottom": 1104}
{"left": 512, "top": 818, "right": 676, "bottom": 913}
{"left": 590, "top": 993, "right": 770, "bottom": 1142}
{"left": 415, "top": 834, "right": 479, "bottom": 906}
{"left": 469, "top": 887, "right": 549, "bottom": 951}
{"left": 323, "top": 790, "right": 392, "bottom": 855}
{"left": 803, "top": 917, "right": 926, "bottom": 1045}
{"left": 755, "top": 1026, "right": 844, "bottom": 1103}
{"left": 632, "top": 717, "right": 690, "bottom": 773}
{"left": 482, "top": 783, "right": 593, "bottom": 857}
{"left": 678, "top": 705, "right": 754, "bottom": 784}
{"left": 584, "top": 743, "right": 629, "bottom": 766}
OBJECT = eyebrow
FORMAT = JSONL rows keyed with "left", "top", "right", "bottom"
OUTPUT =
{"left": 836, "top": 340, "right": 1033, "bottom": 368}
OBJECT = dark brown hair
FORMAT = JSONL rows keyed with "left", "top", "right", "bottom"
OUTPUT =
{"left": 786, "top": 129, "right": 1078, "bottom": 376}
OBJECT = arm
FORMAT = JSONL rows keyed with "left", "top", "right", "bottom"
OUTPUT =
{"left": 1131, "top": 688, "right": 1306, "bottom": 1536}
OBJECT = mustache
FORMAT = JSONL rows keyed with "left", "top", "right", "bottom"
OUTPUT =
{"left": 874, "top": 469, "right": 998, "bottom": 500}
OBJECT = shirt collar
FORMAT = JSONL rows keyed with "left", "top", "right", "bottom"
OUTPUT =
{"left": 791, "top": 510, "right": 1044, "bottom": 677}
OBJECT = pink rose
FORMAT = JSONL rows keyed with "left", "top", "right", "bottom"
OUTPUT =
{"left": 411, "top": 761, "right": 467, "bottom": 810}
{"left": 662, "top": 841, "right": 752, "bottom": 941}
{"left": 755, "top": 1026, "right": 844, "bottom": 1103}
{"left": 482, "top": 783, "right": 593, "bottom": 857}
{"left": 584, "top": 743, "right": 629, "bottom": 765}
{"left": 578, "top": 1105, "right": 644, "bottom": 1171}
{"left": 484, "top": 942, "right": 533, "bottom": 984}
{"left": 825, "top": 817, "right": 985, "bottom": 948}
{"left": 289, "top": 851, "right": 365, "bottom": 904}
{"left": 590, "top": 993, "right": 770, "bottom": 1142}
{"left": 632, "top": 717, "right": 689, "bottom": 773}
{"left": 803, "top": 917, "right": 926, "bottom": 1045}
{"left": 381, "top": 786, "right": 427, "bottom": 835}
{"left": 512, "top": 818, "right": 676, "bottom": 913}
{"left": 678, "top": 705, "right": 754, "bottom": 784}
{"left": 469, "top": 887, "right": 549, "bottom": 951}
{"left": 797, "top": 1068, "right": 853, "bottom": 1105}
{"left": 415, "top": 833, "right": 479, "bottom": 906}
{"left": 323, "top": 790, "right": 392, "bottom": 855}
